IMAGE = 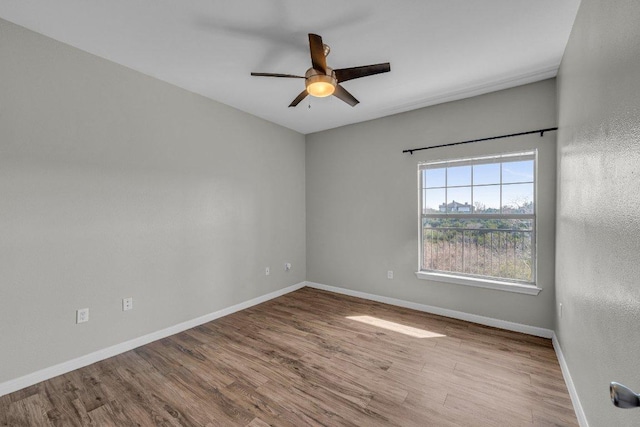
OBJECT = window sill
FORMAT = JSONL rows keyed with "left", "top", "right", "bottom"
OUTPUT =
{"left": 414, "top": 271, "right": 542, "bottom": 295}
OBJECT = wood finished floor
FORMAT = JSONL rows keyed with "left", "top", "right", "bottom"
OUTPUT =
{"left": 0, "top": 288, "right": 577, "bottom": 426}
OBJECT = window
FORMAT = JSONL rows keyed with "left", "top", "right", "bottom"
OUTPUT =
{"left": 417, "top": 151, "right": 540, "bottom": 294}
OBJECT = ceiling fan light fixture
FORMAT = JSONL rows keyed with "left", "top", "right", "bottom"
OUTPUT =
{"left": 251, "top": 33, "right": 390, "bottom": 107}
{"left": 306, "top": 73, "right": 336, "bottom": 98}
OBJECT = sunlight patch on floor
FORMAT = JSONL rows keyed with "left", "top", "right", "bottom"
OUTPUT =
{"left": 346, "top": 315, "right": 446, "bottom": 338}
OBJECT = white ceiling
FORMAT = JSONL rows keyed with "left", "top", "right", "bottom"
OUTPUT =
{"left": 0, "top": 0, "right": 581, "bottom": 134}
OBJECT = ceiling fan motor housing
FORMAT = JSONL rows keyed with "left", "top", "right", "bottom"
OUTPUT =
{"left": 305, "top": 67, "right": 337, "bottom": 97}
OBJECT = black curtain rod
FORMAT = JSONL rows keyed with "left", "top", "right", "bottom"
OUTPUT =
{"left": 402, "top": 127, "right": 558, "bottom": 155}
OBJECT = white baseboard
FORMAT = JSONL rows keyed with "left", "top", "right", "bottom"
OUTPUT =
{"left": 304, "top": 281, "right": 554, "bottom": 338}
{"left": 552, "top": 333, "right": 589, "bottom": 427}
{"left": 0, "top": 282, "right": 306, "bottom": 398}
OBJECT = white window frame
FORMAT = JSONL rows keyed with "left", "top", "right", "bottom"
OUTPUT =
{"left": 415, "top": 150, "right": 542, "bottom": 295}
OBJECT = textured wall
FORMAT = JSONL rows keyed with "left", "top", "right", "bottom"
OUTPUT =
{"left": 556, "top": 0, "right": 640, "bottom": 425}
{"left": 307, "top": 80, "right": 557, "bottom": 329}
{"left": 0, "top": 19, "right": 305, "bottom": 384}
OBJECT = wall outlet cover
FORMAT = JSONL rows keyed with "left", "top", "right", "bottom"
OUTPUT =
{"left": 76, "top": 308, "right": 89, "bottom": 324}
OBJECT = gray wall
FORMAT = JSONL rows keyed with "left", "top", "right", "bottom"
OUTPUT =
{"left": 307, "top": 79, "right": 557, "bottom": 329}
{"left": 556, "top": 0, "right": 640, "bottom": 425}
{"left": 0, "top": 19, "right": 305, "bottom": 384}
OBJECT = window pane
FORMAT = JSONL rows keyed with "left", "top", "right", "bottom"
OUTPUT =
{"left": 472, "top": 185, "right": 501, "bottom": 213}
{"left": 447, "top": 186, "right": 472, "bottom": 213}
{"left": 424, "top": 168, "right": 445, "bottom": 188}
{"left": 473, "top": 163, "right": 500, "bottom": 185}
{"left": 502, "top": 183, "right": 534, "bottom": 213}
{"left": 502, "top": 160, "right": 534, "bottom": 183}
{"left": 423, "top": 188, "right": 445, "bottom": 213}
{"left": 422, "top": 219, "right": 534, "bottom": 282}
{"left": 447, "top": 165, "right": 471, "bottom": 187}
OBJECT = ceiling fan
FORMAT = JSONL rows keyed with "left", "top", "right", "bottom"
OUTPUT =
{"left": 251, "top": 33, "right": 390, "bottom": 107}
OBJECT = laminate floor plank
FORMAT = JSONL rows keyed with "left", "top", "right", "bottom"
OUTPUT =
{"left": 6, "top": 394, "right": 52, "bottom": 427}
{"left": 309, "top": 354, "right": 409, "bottom": 404}
{"left": 0, "top": 288, "right": 578, "bottom": 426}
{"left": 366, "top": 394, "right": 457, "bottom": 427}
{"left": 246, "top": 418, "right": 271, "bottom": 427}
{"left": 254, "top": 380, "right": 357, "bottom": 427}
{"left": 443, "top": 393, "right": 533, "bottom": 426}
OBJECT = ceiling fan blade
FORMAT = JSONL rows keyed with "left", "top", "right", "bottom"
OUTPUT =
{"left": 308, "top": 33, "right": 327, "bottom": 74}
{"left": 334, "top": 63, "right": 391, "bottom": 83}
{"left": 289, "top": 90, "right": 309, "bottom": 107}
{"left": 333, "top": 84, "right": 359, "bottom": 107}
{"left": 251, "top": 72, "right": 304, "bottom": 78}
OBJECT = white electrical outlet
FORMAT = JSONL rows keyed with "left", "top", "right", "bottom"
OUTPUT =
{"left": 559, "top": 303, "right": 563, "bottom": 318}
{"left": 284, "top": 263, "right": 291, "bottom": 271}
{"left": 265, "top": 267, "right": 270, "bottom": 276}
{"left": 76, "top": 308, "right": 89, "bottom": 324}
{"left": 387, "top": 270, "right": 394, "bottom": 279}
{"left": 123, "top": 297, "right": 133, "bottom": 311}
